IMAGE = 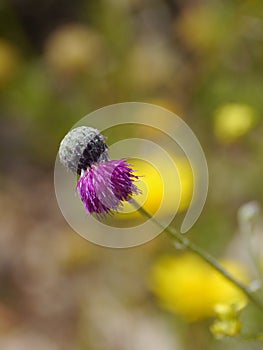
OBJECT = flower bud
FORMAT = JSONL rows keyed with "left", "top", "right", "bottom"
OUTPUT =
{"left": 59, "top": 126, "right": 108, "bottom": 174}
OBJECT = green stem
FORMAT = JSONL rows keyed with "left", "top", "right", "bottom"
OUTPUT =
{"left": 132, "top": 200, "right": 263, "bottom": 313}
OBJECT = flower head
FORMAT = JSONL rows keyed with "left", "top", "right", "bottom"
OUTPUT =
{"left": 59, "top": 126, "right": 139, "bottom": 217}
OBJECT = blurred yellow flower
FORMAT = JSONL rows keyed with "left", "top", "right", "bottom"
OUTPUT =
{"left": 213, "top": 302, "right": 245, "bottom": 321}
{"left": 210, "top": 318, "right": 241, "bottom": 338}
{"left": 210, "top": 303, "right": 244, "bottom": 338}
{"left": 149, "top": 253, "right": 248, "bottom": 321}
{"left": 113, "top": 156, "right": 193, "bottom": 221}
{"left": 214, "top": 103, "right": 258, "bottom": 143}
{"left": 45, "top": 24, "right": 103, "bottom": 76}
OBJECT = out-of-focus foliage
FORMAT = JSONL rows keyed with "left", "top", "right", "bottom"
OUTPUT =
{"left": 1, "top": 0, "right": 263, "bottom": 349}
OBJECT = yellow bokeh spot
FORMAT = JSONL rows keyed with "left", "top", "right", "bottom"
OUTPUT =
{"left": 0, "top": 39, "right": 19, "bottom": 86}
{"left": 149, "top": 253, "right": 248, "bottom": 322}
{"left": 114, "top": 156, "right": 193, "bottom": 221}
{"left": 45, "top": 24, "right": 103, "bottom": 76}
{"left": 214, "top": 103, "right": 258, "bottom": 143}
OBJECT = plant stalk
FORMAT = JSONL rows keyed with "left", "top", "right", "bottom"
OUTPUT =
{"left": 132, "top": 200, "right": 263, "bottom": 313}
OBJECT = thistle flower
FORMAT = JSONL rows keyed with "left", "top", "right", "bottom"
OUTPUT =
{"left": 59, "top": 126, "right": 139, "bottom": 217}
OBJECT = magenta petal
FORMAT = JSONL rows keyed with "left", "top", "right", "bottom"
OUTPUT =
{"left": 77, "top": 159, "right": 140, "bottom": 217}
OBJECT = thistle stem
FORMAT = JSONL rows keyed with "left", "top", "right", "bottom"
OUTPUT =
{"left": 131, "top": 200, "right": 263, "bottom": 313}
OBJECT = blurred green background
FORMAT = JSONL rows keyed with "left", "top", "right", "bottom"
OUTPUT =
{"left": 1, "top": 0, "right": 263, "bottom": 349}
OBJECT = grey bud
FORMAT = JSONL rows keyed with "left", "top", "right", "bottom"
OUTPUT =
{"left": 59, "top": 126, "right": 108, "bottom": 174}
